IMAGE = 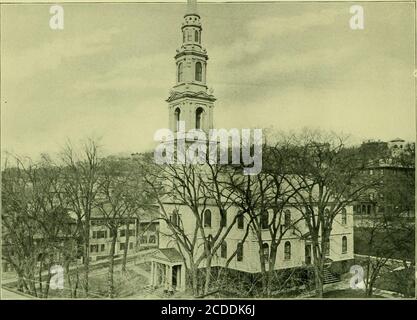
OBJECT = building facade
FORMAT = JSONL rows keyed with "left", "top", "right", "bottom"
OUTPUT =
{"left": 149, "top": 0, "right": 354, "bottom": 293}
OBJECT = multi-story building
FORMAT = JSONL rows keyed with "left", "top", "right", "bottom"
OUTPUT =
{"left": 89, "top": 207, "right": 160, "bottom": 261}
{"left": 149, "top": 0, "right": 354, "bottom": 293}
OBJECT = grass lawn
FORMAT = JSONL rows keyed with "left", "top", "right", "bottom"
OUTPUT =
{"left": 5, "top": 264, "right": 150, "bottom": 299}
{"left": 322, "top": 289, "right": 384, "bottom": 299}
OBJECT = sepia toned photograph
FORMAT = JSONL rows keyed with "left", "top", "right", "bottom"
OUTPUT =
{"left": 0, "top": 0, "right": 415, "bottom": 300}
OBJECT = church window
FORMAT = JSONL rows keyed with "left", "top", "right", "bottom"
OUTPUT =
{"left": 284, "top": 241, "right": 291, "bottom": 260}
{"left": 204, "top": 209, "right": 211, "bottom": 228}
{"left": 237, "top": 242, "right": 243, "bottom": 261}
{"left": 262, "top": 243, "right": 269, "bottom": 262}
{"left": 342, "top": 236, "right": 348, "bottom": 254}
{"left": 261, "top": 210, "right": 268, "bottom": 229}
{"left": 177, "top": 62, "right": 183, "bottom": 82}
{"left": 196, "top": 107, "right": 204, "bottom": 129}
{"left": 175, "top": 108, "right": 181, "bottom": 131}
{"left": 284, "top": 209, "right": 291, "bottom": 227}
{"left": 195, "top": 30, "right": 199, "bottom": 43}
{"left": 237, "top": 212, "right": 244, "bottom": 229}
{"left": 195, "top": 62, "right": 202, "bottom": 81}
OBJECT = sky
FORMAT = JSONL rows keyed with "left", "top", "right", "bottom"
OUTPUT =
{"left": 1, "top": 1, "right": 415, "bottom": 159}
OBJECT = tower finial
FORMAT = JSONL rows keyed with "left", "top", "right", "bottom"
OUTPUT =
{"left": 186, "top": 0, "right": 197, "bottom": 14}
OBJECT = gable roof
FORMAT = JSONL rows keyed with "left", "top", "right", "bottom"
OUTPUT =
{"left": 152, "top": 248, "right": 183, "bottom": 263}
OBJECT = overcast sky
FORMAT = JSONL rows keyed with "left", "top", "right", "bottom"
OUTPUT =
{"left": 1, "top": 1, "right": 415, "bottom": 159}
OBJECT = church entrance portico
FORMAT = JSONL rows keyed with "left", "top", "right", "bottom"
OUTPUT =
{"left": 150, "top": 248, "right": 186, "bottom": 292}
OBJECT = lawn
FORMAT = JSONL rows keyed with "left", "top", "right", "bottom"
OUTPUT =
{"left": 322, "top": 289, "right": 384, "bottom": 299}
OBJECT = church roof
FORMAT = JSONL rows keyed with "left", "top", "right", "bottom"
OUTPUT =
{"left": 152, "top": 248, "right": 184, "bottom": 263}
{"left": 166, "top": 90, "right": 216, "bottom": 103}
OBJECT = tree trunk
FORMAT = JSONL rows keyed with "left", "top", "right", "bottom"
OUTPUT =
{"left": 122, "top": 222, "right": 130, "bottom": 273}
{"left": 312, "top": 243, "right": 324, "bottom": 297}
{"left": 83, "top": 227, "right": 90, "bottom": 297}
{"left": 191, "top": 265, "right": 198, "bottom": 296}
{"left": 204, "top": 254, "right": 212, "bottom": 294}
{"left": 267, "top": 244, "right": 278, "bottom": 297}
{"left": 65, "top": 260, "right": 73, "bottom": 298}
{"left": 108, "top": 231, "right": 117, "bottom": 298}
{"left": 38, "top": 260, "right": 43, "bottom": 298}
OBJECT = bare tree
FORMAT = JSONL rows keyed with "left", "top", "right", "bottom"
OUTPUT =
{"left": 60, "top": 139, "right": 103, "bottom": 297}
{"left": 280, "top": 129, "right": 379, "bottom": 297}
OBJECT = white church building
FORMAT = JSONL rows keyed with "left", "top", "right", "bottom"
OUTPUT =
{"left": 149, "top": 0, "right": 354, "bottom": 294}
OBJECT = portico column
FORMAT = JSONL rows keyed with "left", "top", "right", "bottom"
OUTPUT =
{"left": 167, "top": 265, "right": 173, "bottom": 291}
{"left": 180, "top": 263, "right": 186, "bottom": 291}
{"left": 150, "top": 261, "right": 155, "bottom": 286}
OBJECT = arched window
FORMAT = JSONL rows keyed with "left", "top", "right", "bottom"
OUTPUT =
{"left": 195, "top": 107, "right": 204, "bottom": 130}
{"left": 195, "top": 30, "right": 199, "bottom": 43}
{"left": 284, "top": 241, "right": 291, "bottom": 260}
{"left": 261, "top": 210, "right": 269, "bottom": 229}
{"left": 342, "top": 236, "right": 347, "bottom": 254}
{"left": 237, "top": 242, "right": 243, "bottom": 261}
{"left": 284, "top": 209, "right": 291, "bottom": 227}
{"left": 262, "top": 243, "right": 269, "bottom": 262}
{"left": 204, "top": 209, "right": 211, "bottom": 228}
{"left": 237, "top": 212, "right": 244, "bottom": 230}
{"left": 341, "top": 208, "right": 347, "bottom": 225}
{"left": 221, "top": 241, "right": 227, "bottom": 258}
{"left": 174, "top": 107, "right": 181, "bottom": 131}
{"left": 171, "top": 210, "right": 180, "bottom": 227}
{"left": 220, "top": 209, "right": 227, "bottom": 228}
{"left": 177, "top": 62, "right": 183, "bottom": 82}
{"left": 195, "top": 62, "right": 202, "bottom": 81}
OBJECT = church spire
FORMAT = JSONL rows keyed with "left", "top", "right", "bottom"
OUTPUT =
{"left": 186, "top": 0, "right": 198, "bottom": 15}
{"left": 166, "top": 0, "right": 216, "bottom": 134}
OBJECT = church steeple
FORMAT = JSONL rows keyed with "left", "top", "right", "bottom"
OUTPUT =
{"left": 167, "top": 0, "right": 216, "bottom": 134}
{"left": 186, "top": 0, "right": 197, "bottom": 15}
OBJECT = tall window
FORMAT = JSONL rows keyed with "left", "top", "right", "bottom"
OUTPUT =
{"left": 177, "top": 62, "right": 183, "bottom": 82}
{"left": 195, "top": 62, "right": 202, "bottom": 81}
{"left": 262, "top": 243, "right": 269, "bottom": 262}
{"left": 195, "top": 30, "right": 199, "bottom": 43}
{"left": 284, "top": 241, "right": 291, "bottom": 260}
{"left": 204, "top": 209, "right": 212, "bottom": 228}
{"left": 341, "top": 208, "right": 347, "bottom": 225}
{"left": 221, "top": 241, "right": 227, "bottom": 259}
{"left": 220, "top": 209, "right": 227, "bottom": 228}
{"left": 342, "top": 236, "right": 347, "bottom": 254}
{"left": 237, "top": 242, "right": 243, "bottom": 261}
{"left": 175, "top": 107, "right": 181, "bottom": 131}
{"left": 195, "top": 107, "right": 204, "bottom": 130}
{"left": 284, "top": 209, "right": 291, "bottom": 227}
{"left": 171, "top": 210, "right": 180, "bottom": 227}
{"left": 261, "top": 210, "right": 269, "bottom": 229}
{"left": 237, "top": 212, "right": 244, "bottom": 229}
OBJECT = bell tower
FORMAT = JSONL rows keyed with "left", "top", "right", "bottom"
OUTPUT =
{"left": 167, "top": 0, "right": 216, "bottom": 134}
